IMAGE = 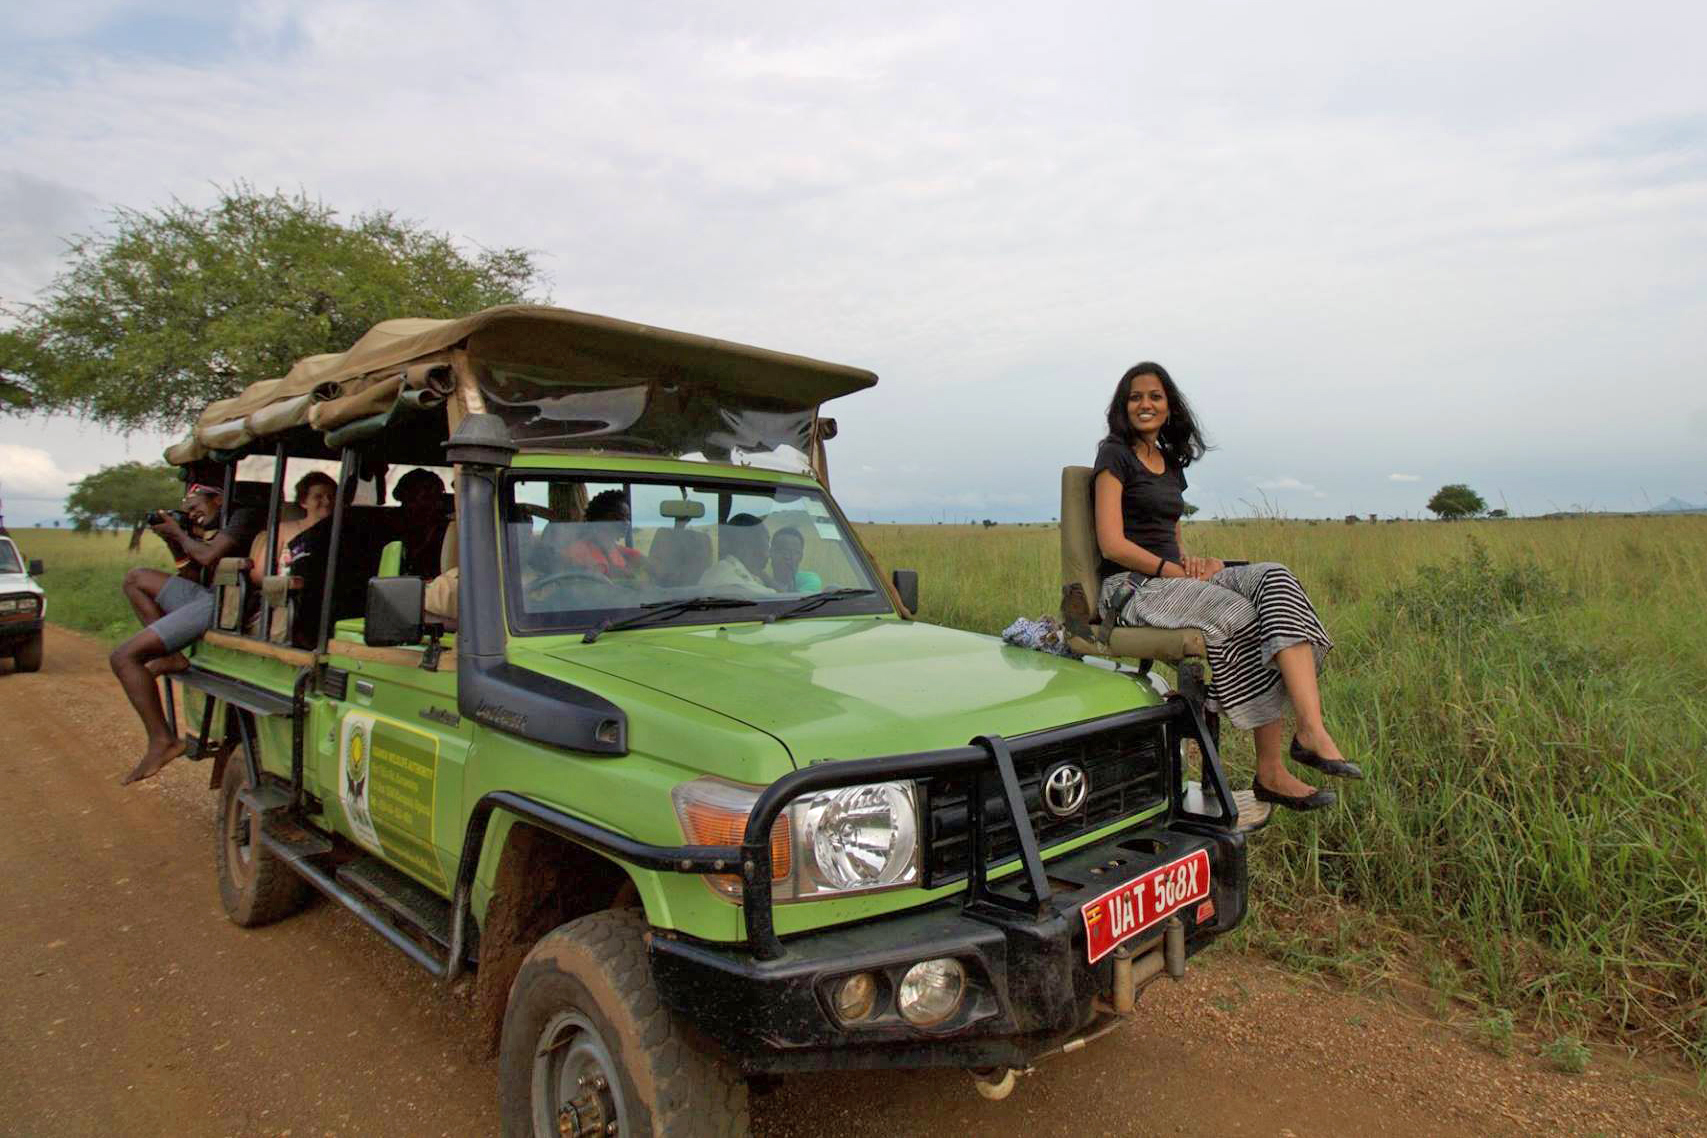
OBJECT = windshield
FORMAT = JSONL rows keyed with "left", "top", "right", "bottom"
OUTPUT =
{"left": 0, "top": 543, "right": 19, "bottom": 574}
{"left": 502, "top": 473, "right": 889, "bottom": 634}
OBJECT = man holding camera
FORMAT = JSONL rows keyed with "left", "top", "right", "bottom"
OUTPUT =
{"left": 112, "top": 483, "right": 264, "bottom": 785}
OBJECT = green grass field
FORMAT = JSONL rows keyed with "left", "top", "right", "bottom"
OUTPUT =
{"left": 7, "top": 527, "right": 174, "bottom": 644}
{"left": 14, "top": 515, "right": 1707, "bottom": 1067}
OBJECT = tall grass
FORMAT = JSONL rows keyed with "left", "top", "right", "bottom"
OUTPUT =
{"left": 863, "top": 516, "right": 1707, "bottom": 1067}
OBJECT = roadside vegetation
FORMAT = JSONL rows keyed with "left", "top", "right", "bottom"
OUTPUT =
{"left": 17, "top": 513, "right": 1706, "bottom": 1070}
{"left": 861, "top": 515, "right": 1707, "bottom": 1071}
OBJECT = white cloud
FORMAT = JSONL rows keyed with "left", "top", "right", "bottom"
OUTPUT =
{"left": 1388, "top": 473, "right": 1422, "bottom": 482}
{"left": 2, "top": 1, "right": 1706, "bottom": 519}
{"left": 0, "top": 443, "right": 91, "bottom": 499}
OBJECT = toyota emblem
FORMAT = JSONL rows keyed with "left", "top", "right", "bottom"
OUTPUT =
{"left": 1042, "top": 763, "right": 1089, "bottom": 817}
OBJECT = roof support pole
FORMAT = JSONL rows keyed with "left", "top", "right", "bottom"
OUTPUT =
{"left": 314, "top": 449, "right": 355, "bottom": 655}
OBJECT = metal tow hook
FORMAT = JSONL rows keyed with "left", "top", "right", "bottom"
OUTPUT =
{"left": 970, "top": 1065, "right": 1021, "bottom": 1101}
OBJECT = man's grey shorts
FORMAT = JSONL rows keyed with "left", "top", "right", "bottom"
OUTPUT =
{"left": 149, "top": 576, "right": 215, "bottom": 652}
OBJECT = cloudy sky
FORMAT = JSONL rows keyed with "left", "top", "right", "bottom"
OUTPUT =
{"left": 3, "top": 0, "right": 1704, "bottom": 526}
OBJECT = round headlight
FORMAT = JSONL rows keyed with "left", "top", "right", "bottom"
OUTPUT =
{"left": 803, "top": 782, "right": 918, "bottom": 891}
{"left": 832, "top": 972, "right": 879, "bottom": 1023}
{"left": 898, "top": 958, "right": 966, "bottom": 1027}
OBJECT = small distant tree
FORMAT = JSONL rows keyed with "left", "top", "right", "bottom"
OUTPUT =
{"left": 1488, "top": 508, "right": 1508, "bottom": 519}
{"left": 1182, "top": 501, "right": 1200, "bottom": 517}
{"left": 65, "top": 462, "right": 183, "bottom": 549}
{"left": 1427, "top": 483, "right": 1487, "bottom": 520}
{"left": 981, "top": 519, "right": 996, "bottom": 528}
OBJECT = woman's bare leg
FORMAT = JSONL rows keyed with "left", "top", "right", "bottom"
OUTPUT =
{"left": 1252, "top": 717, "right": 1317, "bottom": 797}
{"left": 1274, "top": 642, "right": 1344, "bottom": 761}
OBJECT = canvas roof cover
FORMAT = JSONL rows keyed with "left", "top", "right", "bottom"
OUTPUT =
{"left": 164, "top": 304, "right": 877, "bottom": 464}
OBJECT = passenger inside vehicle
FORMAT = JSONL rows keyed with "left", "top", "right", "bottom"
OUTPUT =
{"left": 766, "top": 525, "right": 821, "bottom": 593}
{"left": 247, "top": 471, "right": 337, "bottom": 588}
{"left": 561, "top": 490, "right": 647, "bottom": 579}
{"left": 699, "top": 514, "right": 778, "bottom": 595}
{"left": 391, "top": 468, "right": 451, "bottom": 578}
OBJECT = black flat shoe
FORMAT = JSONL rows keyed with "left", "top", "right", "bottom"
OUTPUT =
{"left": 1290, "top": 736, "right": 1365, "bottom": 780}
{"left": 1251, "top": 776, "right": 1337, "bottom": 811}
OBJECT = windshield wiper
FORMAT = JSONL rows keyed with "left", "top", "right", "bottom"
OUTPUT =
{"left": 772, "top": 587, "right": 878, "bottom": 621}
{"left": 582, "top": 596, "right": 757, "bottom": 644}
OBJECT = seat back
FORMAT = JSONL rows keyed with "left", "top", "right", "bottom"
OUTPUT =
{"left": 1060, "top": 466, "right": 1102, "bottom": 628}
{"left": 1059, "top": 464, "right": 1206, "bottom": 663}
{"left": 650, "top": 526, "right": 713, "bottom": 588}
{"left": 440, "top": 521, "right": 458, "bottom": 574}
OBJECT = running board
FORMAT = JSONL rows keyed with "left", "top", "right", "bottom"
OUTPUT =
{"left": 1183, "top": 781, "right": 1272, "bottom": 833}
{"left": 258, "top": 829, "right": 449, "bottom": 979}
{"left": 336, "top": 856, "right": 479, "bottom": 964}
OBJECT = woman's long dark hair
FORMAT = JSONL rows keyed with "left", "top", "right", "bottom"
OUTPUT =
{"left": 1104, "top": 362, "right": 1209, "bottom": 469}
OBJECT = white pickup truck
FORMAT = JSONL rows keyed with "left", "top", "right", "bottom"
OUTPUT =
{"left": 0, "top": 534, "right": 45, "bottom": 673}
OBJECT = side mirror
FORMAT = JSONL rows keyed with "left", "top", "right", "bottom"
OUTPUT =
{"left": 365, "top": 576, "right": 425, "bottom": 647}
{"left": 891, "top": 569, "right": 919, "bottom": 614}
{"left": 28, "top": 559, "right": 44, "bottom": 576}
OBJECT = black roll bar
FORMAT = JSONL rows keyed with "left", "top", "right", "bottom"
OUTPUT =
{"left": 439, "top": 698, "right": 1233, "bottom": 976}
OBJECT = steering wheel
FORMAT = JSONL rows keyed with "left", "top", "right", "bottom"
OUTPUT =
{"left": 525, "top": 569, "right": 618, "bottom": 596}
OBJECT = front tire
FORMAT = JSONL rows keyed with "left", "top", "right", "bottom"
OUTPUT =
{"left": 214, "top": 757, "right": 310, "bottom": 926}
{"left": 498, "top": 909, "right": 749, "bottom": 1138}
{"left": 13, "top": 632, "right": 42, "bottom": 673}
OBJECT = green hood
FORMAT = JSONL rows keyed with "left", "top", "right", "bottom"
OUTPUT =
{"left": 543, "top": 618, "right": 1154, "bottom": 764}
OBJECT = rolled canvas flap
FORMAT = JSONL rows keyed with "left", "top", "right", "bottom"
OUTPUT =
{"left": 245, "top": 392, "right": 313, "bottom": 437}
{"left": 199, "top": 416, "right": 253, "bottom": 451}
{"left": 308, "top": 375, "right": 404, "bottom": 431}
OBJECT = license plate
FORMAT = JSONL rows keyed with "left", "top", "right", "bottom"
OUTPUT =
{"left": 1081, "top": 848, "right": 1212, "bottom": 964}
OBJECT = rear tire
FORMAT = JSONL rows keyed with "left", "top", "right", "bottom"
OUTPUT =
{"left": 498, "top": 909, "right": 749, "bottom": 1138}
{"left": 215, "top": 756, "right": 311, "bottom": 926}
{"left": 13, "top": 632, "right": 42, "bottom": 673}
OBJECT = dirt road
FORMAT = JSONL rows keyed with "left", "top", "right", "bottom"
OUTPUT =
{"left": 3, "top": 626, "right": 1702, "bottom": 1136}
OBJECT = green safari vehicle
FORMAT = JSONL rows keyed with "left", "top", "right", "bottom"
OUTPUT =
{"left": 161, "top": 305, "right": 1263, "bottom": 1137}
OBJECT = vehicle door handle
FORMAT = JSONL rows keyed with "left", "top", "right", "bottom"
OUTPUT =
{"left": 354, "top": 679, "right": 376, "bottom": 697}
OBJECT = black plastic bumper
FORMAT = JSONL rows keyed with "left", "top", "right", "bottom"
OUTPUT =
{"left": 650, "top": 819, "right": 1248, "bottom": 1074}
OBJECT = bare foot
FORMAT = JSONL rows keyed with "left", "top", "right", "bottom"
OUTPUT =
{"left": 1293, "top": 723, "right": 1345, "bottom": 762}
{"left": 120, "top": 737, "right": 187, "bottom": 785}
{"left": 1255, "top": 766, "right": 1320, "bottom": 798}
{"left": 146, "top": 653, "right": 191, "bottom": 678}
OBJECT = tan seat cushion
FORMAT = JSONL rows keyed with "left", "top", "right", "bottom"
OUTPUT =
{"left": 1060, "top": 464, "right": 1207, "bottom": 663}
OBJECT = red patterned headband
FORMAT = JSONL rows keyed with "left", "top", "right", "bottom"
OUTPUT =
{"left": 187, "top": 483, "right": 223, "bottom": 498}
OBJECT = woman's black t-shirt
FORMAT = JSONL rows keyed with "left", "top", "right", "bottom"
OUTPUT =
{"left": 1093, "top": 435, "right": 1188, "bottom": 576}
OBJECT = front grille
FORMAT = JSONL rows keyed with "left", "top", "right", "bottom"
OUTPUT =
{"left": 922, "top": 719, "right": 1168, "bottom": 885}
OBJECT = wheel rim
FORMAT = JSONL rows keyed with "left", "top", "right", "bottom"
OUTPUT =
{"left": 223, "top": 780, "right": 257, "bottom": 889}
{"left": 532, "top": 1010, "right": 629, "bottom": 1137}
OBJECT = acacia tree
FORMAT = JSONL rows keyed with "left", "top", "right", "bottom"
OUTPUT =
{"left": 1427, "top": 483, "right": 1488, "bottom": 520}
{"left": 0, "top": 184, "right": 547, "bottom": 432}
{"left": 66, "top": 462, "right": 186, "bottom": 549}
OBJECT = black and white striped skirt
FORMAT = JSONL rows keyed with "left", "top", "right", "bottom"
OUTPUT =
{"left": 1099, "top": 562, "right": 1333, "bottom": 730}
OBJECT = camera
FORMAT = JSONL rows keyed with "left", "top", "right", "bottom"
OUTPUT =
{"left": 146, "top": 508, "right": 193, "bottom": 529}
